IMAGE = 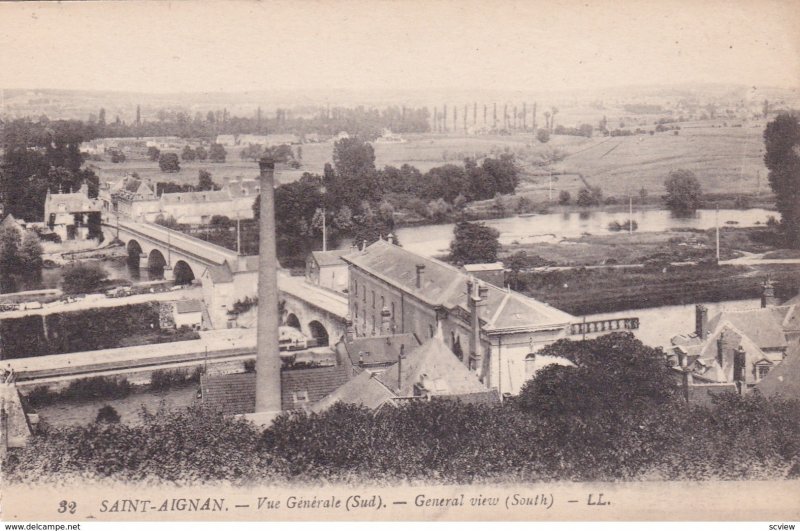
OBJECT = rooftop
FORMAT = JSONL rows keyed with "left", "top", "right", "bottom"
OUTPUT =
{"left": 311, "top": 249, "right": 353, "bottom": 268}
{"left": 341, "top": 333, "right": 420, "bottom": 368}
{"left": 175, "top": 299, "right": 204, "bottom": 314}
{"left": 343, "top": 240, "right": 573, "bottom": 332}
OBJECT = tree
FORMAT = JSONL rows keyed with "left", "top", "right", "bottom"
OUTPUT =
{"left": 195, "top": 145, "right": 208, "bottom": 161}
{"left": 505, "top": 251, "right": 529, "bottom": 290}
{"left": 576, "top": 186, "right": 603, "bottom": 207}
{"left": 763, "top": 112, "right": 800, "bottom": 248}
{"left": 0, "top": 226, "right": 21, "bottom": 290}
{"left": 449, "top": 221, "right": 500, "bottom": 265}
{"left": 208, "top": 143, "right": 227, "bottom": 163}
{"left": 18, "top": 231, "right": 43, "bottom": 276}
{"left": 61, "top": 262, "right": 108, "bottom": 294}
{"left": 181, "top": 145, "right": 197, "bottom": 162}
{"left": 516, "top": 332, "right": 678, "bottom": 418}
{"left": 536, "top": 129, "right": 550, "bottom": 143}
{"left": 147, "top": 146, "right": 161, "bottom": 161}
{"left": 110, "top": 149, "right": 126, "bottom": 163}
{"left": 325, "top": 138, "right": 380, "bottom": 213}
{"left": 197, "top": 170, "right": 216, "bottom": 191}
{"left": 558, "top": 190, "right": 571, "bottom": 205}
{"left": 663, "top": 169, "right": 703, "bottom": 215}
{"left": 158, "top": 152, "right": 180, "bottom": 173}
{"left": 240, "top": 143, "right": 263, "bottom": 161}
{"left": 96, "top": 405, "right": 121, "bottom": 424}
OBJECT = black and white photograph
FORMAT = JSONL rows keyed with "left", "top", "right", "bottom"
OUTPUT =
{"left": 0, "top": 0, "right": 799, "bottom": 525}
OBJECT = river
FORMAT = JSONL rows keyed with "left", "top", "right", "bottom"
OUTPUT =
{"left": 395, "top": 208, "right": 779, "bottom": 257}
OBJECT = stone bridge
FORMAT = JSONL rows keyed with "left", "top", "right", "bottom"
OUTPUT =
{"left": 109, "top": 220, "right": 348, "bottom": 337}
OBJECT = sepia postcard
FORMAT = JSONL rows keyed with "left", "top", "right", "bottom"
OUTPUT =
{"left": 1, "top": 0, "right": 799, "bottom": 525}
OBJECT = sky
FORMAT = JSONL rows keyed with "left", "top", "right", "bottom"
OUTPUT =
{"left": 1, "top": 0, "right": 799, "bottom": 94}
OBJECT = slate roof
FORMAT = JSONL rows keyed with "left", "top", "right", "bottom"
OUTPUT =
{"left": 311, "top": 249, "right": 353, "bottom": 268}
{"left": 311, "top": 370, "right": 397, "bottom": 412}
{"left": 757, "top": 348, "right": 800, "bottom": 399}
{"left": 706, "top": 307, "right": 790, "bottom": 351}
{"left": 342, "top": 333, "right": 420, "bottom": 368}
{"left": 463, "top": 262, "right": 504, "bottom": 272}
{"left": 200, "top": 373, "right": 257, "bottom": 416}
{"left": 343, "top": 240, "right": 573, "bottom": 333}
{"left": 280, "top": 365, "right": 350, "bottom": 411}
{"left": 200, "top": 365, "right": 352, "bottom": 414}
{"left": 376, "top": 333, "right": 488, "bottom": 396}
{"left": 160, "top": 190, "right": 232, "bottom": 205}
{"left": 175, "top": 299, "right": 204, "bottom": 314}
{"left": 226, "top": 179, "right": 261, "bottom": 198}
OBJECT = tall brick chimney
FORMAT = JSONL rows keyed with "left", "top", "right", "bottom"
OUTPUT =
{"left": 733, "top": 345, "right": 747, "bottom": 395}
{"left": 254, "top": 157, "right": 281, "bottom": 414}
{"left": 695, "top": 304, "right": 708, "bottom": 339}
{"left": 761, "top": 278, "right": 778, "bottom": 308}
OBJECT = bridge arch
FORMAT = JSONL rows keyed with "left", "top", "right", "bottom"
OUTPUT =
{"left": 173, "top": 260, "right": 196, "bottom": 285}
{"left": 127, "top": 239, "right": 143, "bottom": 259}
{"left": 148, "top": 249, "right": 167, "bottom": 279}
{"left": 308, "top": 320, "right": 329, "bottom": 347}
{"left": 285, "top": 313, "right": 301, "bottom": 330}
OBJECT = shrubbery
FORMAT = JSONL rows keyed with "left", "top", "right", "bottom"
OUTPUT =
{"left": 7, "top": 335, "right": 798, "bottom": 484}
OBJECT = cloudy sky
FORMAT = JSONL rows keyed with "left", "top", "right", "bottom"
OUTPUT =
{"left": 1, "top": 0, "right": 798, "bottom": 94}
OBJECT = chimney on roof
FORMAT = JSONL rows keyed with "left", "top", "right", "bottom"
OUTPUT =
{"left": 415, "top": 264, "right": 425, "bottom": 289}
{"left": 716, "top": 334, "right": 725, "bottom": 369}
{"left": 695, "top": 304, "right": 708, "bottom": 339}
{"left": 345, "top": 315, "right": 354, "bottom": 343}
{"left": 734, "top": 345, "right": 747, "bottom": 395}
{"left": 761, "top": 278, "right": 778, "bottom": 308}
{"left": 397, "top": 344, "right": 405, "bottom": 392}
{"left": 254, "top": 156, "right": 281, "bottom": 416}
{"left": 380, "top": 306, "right": 392, "bottom": 335}
{"left": 467, "top": 279, "right": 488, "bottom": 372}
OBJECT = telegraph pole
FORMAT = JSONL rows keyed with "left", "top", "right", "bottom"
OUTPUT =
{"left": 715, "top": 204, "right": 720, "bottom": 262}
{"left": 629, "top": 195, "right": 633, "bottom": 235}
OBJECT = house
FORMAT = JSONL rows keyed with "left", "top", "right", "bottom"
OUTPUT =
{"left": 341, "top": 239, "right": 575, "bottom": 395}
{"left": 199, "top": 364, "right": 350, "bottom": 414}
{"left": 100, "top": 175, "right": 160, "bottom": 221}
{"left": 669, "top": 281, "right": 800, "bottom": 401}
{"left": 336, "top": 332, "right": 421, "bottom": 375}
{"left": 173, "top": 299, "right": 204, "bottom": 330}
{"left": 159, "top": 190, "right": 238, "bottom": 225}
{"left": 306, "top": 249, "right": 352, "bottom": 292}
{"left": 312, "top": 327, "right": 501, "bottom": 413}
{"left": 43, "top": 184, "right": 102, "bottom": 240}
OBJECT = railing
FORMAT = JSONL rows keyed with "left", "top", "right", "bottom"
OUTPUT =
{"left": 569, "top": 317, "right": 639, "bottom": 336}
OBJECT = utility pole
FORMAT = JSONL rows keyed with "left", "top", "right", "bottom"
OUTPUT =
{"left": 322, "top": 206, "right": 327, "bottom": 252}
{"left": 629, "top": 195, "right": 633, "bottom": 235}
{"left": 236, "top": 212, "right": 241, "bottom": 256}
{"left": 715, "top": 204, "right": 720, "bottom": 262}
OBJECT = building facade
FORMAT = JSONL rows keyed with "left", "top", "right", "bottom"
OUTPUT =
{"left": 341, "top": 240, "right": 575, "bottom": 395}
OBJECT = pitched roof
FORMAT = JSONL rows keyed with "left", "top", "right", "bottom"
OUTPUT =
{"left": 343, "top": 333, "right": 420, "bottom": 368}
{"left": 376, "top": 334, "right": 488, "bottom": 396}
{"left": 45, "top": 191, "right": 101, "bottom": 213}
{"left": 463, "top": 262, "right": 504, "bottom": 272}
{"left": 343, "top": 240, "right": 573, "bottom": 332}
{"left": 311, "top": 249, "right": 353, "bottom": 268}
{"left": 201, "top": 365, "right": 352, "bottom": 414}
{"left": 226, "top": 179, "right": 261, "bottom": 198}
{"left": 160, "top": 190, "right": 232, "bottom": 205}
{"left": 757, "top": 346, "right": 800, "bottom": 399}
{"left": 280, "top": 365, "right": 350, "bottom": 411}
{"left": 175, "top": 299, "right": 204, "bottom": 314}
{"left": 200, "top": 372, "right": 257, "bottom": 416}
{"left": 311, "top": 370, "right": 397, "bottom": 412}
{"left": 706, "top": 307, "right": 789, "bottom": 351}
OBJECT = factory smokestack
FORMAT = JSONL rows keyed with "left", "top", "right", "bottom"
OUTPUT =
{"left": 255, "top": 157, "right": 281, "bottom": 413}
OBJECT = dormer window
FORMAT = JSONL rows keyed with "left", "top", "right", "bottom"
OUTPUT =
{"left": 292, "top": 390, "right": 309, "bottom": 404}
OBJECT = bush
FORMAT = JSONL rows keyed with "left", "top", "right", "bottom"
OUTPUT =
{"left": 96, "top": 405, "right": 121, "bottom": 424}
{"left": 61, "top": 262, "right": 108, "bottom": 294}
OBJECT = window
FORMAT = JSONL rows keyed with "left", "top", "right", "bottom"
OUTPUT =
{"left": 372, "top": 290, "right": 375, "bottom": 308}
{"left": 757, "top": 364, "right": 771, "bottom": 381}
{"left": 380, "top": 296, "right": 385, "bottom": 310}
{"left": 362, "top": 286, "right": 366, "bottom": 303}
{"left": 292, "top": 390, "right": 309, "bottom": 404}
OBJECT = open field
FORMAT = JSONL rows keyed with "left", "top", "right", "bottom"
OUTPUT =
{"left": 502, "top": 226, "right": 784, "bottom": 267}
{"left": 552, "top": 120, "right": 768, "bottom": 197}
{"left": 521, "top": 263, "right": 800, "bottom": 316}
